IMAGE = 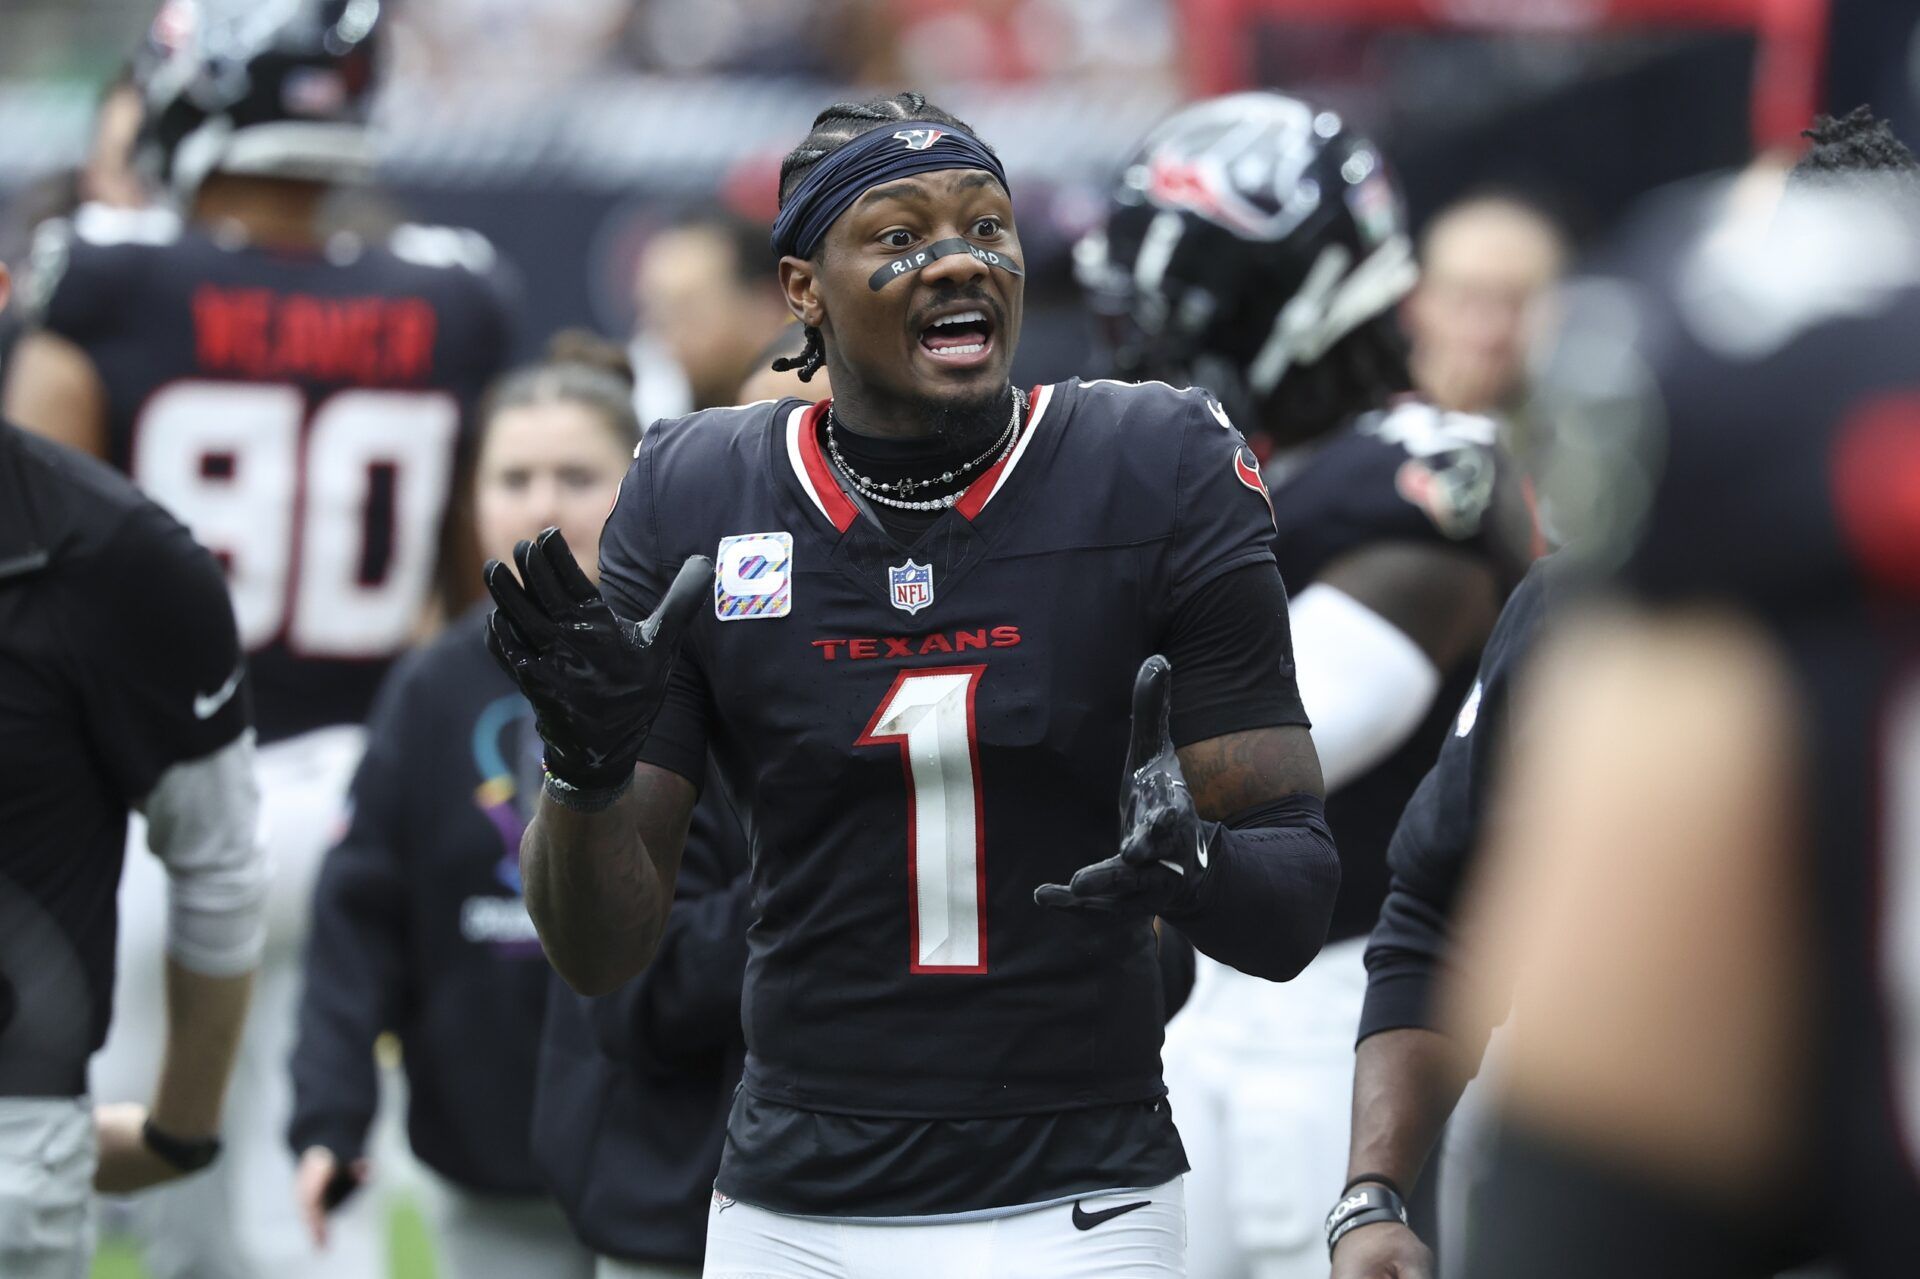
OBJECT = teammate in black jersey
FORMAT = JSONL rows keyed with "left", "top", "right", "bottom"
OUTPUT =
{"left": 483, "top": 90, "right": 1341, "bottom": 1278}
{"left": 1454, "top": 110, "right": 1920, "bottom": 1278}
{"left": 1, "top": 5, "right": 513, "bottom": 1276}
{"left": 1077, "top": 91, "right": 1536, "bottom": 1279}
{"left": 1330, "top": 554, "right": 1564, "bottom": 1279}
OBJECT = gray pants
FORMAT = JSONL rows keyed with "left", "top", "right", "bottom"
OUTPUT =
{"left": 0, "top": 1098, "right": 95, "bottom": 1279}
{"left": 426, "top": 1172, "right": 597, "bottom": 1279}
{"left": 596, "top": 1257, "right": 702, "bottom": 1279}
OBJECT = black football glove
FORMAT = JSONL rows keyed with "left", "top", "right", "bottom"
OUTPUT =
{"left": 1035, "top": 654, "right": 1212, "bottom": 917}
{"left": 483, "top": 527, "right": 711, "bottom": 793}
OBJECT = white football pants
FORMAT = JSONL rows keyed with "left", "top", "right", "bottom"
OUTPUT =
{"left": 1165, "top": 938, "right": 1367, "bottom": 1279}
{"left": 703, "top": 1180, "right": 1186, "bottom": 1279}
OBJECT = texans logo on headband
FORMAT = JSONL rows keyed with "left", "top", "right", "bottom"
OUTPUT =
{"left": 772, "top": 121, "right": 1008, "bottom": 260}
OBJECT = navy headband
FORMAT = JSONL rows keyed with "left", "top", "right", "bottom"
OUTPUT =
{"left": 771, "top": 122, "right": 1010, "bottom": 260}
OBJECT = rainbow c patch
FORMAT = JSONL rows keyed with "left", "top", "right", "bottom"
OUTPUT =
{"left": 714, "top": 531, "right": 794, "bottom": 621}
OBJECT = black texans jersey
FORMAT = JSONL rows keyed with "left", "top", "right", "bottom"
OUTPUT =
{"left": 1266, "top": 400, "right": 1535, "bottom": 941}
{"left": 28, "top": 204, "right": 513, "bottom": 742}
{"left": 1613, "top": 219, "right": 1920, "bottom": 1278}
{"left": 599, "top": 378, "right": 1288, "bottom": 1124}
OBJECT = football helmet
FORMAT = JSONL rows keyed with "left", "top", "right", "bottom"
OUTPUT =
{"left": 1078, "top": 92, "right": 1417, "bottom": 430}
{"left": 134, "top": 0, "right": 383, "bottom": 198}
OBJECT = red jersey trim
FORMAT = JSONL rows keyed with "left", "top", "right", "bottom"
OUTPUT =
{"left": 785, "top": 400, "right": 858, "bottom": 533}
{"left": 955, "top": 384, "right": 1050, "bottom": 521}
{"left": 1834, "top": 393, "right": 1920, "bottom": 596}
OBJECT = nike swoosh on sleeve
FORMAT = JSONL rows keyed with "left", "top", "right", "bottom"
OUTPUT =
{"left": 193, "top": 666, "right": 244, "bottom": 720}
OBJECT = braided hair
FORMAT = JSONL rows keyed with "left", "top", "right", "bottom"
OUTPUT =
{"left": 770, "top": 91, "right": 987, "bottom": 383}
{"left": 1794, "top": 105, "right": 1920, "bottom": 182}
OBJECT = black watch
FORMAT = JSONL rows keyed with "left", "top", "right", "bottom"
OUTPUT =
{"left": 1325, "top": 1181, "right": 1409, "bottom": 1256}
{"left": 141, "top": 1118, "right": 223, "bottom": 1173}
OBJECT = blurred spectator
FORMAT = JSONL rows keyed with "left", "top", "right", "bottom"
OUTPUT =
{"left": 387, "top": 0, "right": 630, "bottom": 95}
{"left": 287, "top": 332, "right": 640, "bottom": 1279}
{"left": 621, "top": 0, "right": 897, "bottom": 80}
{"left": 891, "top": 0, "right": 1176, "bottom": 87}
{"left": 1405, "top": 193, "right": 1568, "bottom": 456}
{"left": 736, "top": 321, "right": 831, "bottom": 404}
{"left": 631, "top": 212, "right": 788, "bottom": 416}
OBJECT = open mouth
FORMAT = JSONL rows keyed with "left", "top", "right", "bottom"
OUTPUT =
{"left": 918, "top": 308, "right": 996, "bottom": 367}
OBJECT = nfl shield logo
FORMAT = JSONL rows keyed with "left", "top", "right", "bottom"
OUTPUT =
{"left": 894, "top": 128, "right": 945, "bottom": 151}
{"left": 888, "top": 559, "right": 934, "bottom": 614}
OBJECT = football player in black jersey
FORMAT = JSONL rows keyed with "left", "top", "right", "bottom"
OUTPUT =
{"left": 1452, "top": 110, "right": 1920, "bottom": 1279}
{"left": 1, "top": 4, "right": 513, "bottom": 1276}
{"left": 483, "top": 91, "right": 1342, "bottom": 1278}
{"left": 1076, "top": 91, "right": 1537, "bottom": 1279}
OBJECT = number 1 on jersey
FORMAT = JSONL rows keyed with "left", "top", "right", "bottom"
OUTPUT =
{"left": 857, "top": 666, "right": 989, "bottom": 973}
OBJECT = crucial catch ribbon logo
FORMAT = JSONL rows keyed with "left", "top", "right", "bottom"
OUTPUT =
{"left": 714, "top": 531, "right": 794, "bottom": 621}
{"left": 888, "top": 559, "right": 935, "bottom": 615}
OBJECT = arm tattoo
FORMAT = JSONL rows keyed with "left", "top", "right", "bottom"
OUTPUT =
{"left": 1178, "top": 725, "right": 1325, "bottom": 821}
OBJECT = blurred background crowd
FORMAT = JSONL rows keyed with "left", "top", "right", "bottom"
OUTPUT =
{"left": 7, "top": 0, "right": 1918, "bottom": 429}
{"left": 6, "top": 3, "right": 1920, "bottom": 1278}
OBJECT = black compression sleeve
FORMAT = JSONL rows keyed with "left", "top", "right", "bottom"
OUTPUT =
{"left": 1163, "top": 794, "right": 1340, "bottom": 981}
{"left": 1165, "top": 563, "right": 1310, "bottom": 748}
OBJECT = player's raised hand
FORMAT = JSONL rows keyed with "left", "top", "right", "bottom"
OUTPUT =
{"left": 484, "top": 527, "right": 711, "bottom": 792}
{"left": 1035, "top": 655, "right": 1212, "bottom": 916}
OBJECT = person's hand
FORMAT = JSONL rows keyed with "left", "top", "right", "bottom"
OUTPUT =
{"left": 484, "top": 528, "right": 711, "bottom": 791}
{"left": 294, "top": 1146, "right": 370, "bottom": 1250}
{"left": 93, "top": 1103, "right": 182, "bottom": 1194}
{"left": 1036, "top": 655, "right": 1209, "bottom": 916}
{"left": 1330, "top": 1218, "right": 1435, "bottom": 1279}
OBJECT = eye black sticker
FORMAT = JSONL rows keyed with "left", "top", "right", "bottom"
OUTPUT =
{"left": 869, "top": 237, "right": 1025, "bottom": 291}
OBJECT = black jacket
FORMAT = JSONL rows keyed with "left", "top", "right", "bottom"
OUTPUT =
{"left": 1358, "top": 554, "right": 1564, "bottom": 1046}
{"left": 288, "top": 607, "right": 554, "bottom": 1192}
{"left": 0, "top": 420, "right": 247, "bottom": 1095}
{"left": 531, "top": 782, "right": 750, "bottom": 1264}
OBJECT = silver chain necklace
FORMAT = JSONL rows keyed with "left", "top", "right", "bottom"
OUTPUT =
{"left": 827, "top": 388, "right": 1025, "bottom": 512}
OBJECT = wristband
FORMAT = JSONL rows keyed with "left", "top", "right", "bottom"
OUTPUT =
{"left": 1342, "top": 1171, "right": 1404, "bottom": 1199}
{"left": 541, "top": 764, "right": 633, "bottom": 813}
{"left": 1325, "top": 1181, "right": 1408, "bottom": 1256}
{"left": 141, "top": 1119, "right": 222, "bottom": 1173}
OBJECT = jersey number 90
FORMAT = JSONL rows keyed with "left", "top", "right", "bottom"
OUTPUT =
{"left": 133, "top": 380, "right": 460, "bottom": 657}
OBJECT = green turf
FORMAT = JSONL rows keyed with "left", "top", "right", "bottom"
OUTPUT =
{"left": 90, "top": 1199, "right": 438, "bottom": 1279}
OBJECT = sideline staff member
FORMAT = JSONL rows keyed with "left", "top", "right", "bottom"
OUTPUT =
{"left": 0, "top": 258, "right": 267, "bottom": 1277}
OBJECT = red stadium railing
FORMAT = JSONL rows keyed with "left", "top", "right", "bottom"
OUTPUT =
{"left": 1178, "top": 0, "right": 1831, "bottom": 148}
